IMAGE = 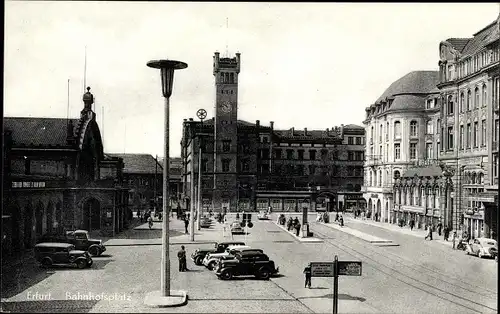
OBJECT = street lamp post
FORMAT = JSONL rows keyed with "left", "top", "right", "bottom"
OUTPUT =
{"left": 145, "top": 59, "right": 187, "bottom": 305}
{"left": 196, "top": 109, "right": 207, "bottom": 231}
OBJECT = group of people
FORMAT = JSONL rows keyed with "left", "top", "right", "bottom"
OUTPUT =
{"left": 315, "top": 212, "right": 330, "bottom": 223}
{"left": 286, "top": 217, "right": 302, "bottom": 236}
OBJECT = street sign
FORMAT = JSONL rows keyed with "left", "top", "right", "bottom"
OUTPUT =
{"left": 337, "top": 261, "right": 362, "bottom": 276}
{"left": 310, "top": 262, "right": 335, "bottom": 277}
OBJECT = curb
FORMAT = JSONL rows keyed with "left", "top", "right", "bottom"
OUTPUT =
{"left": 144, "top": 290, "right": 188, "bottom": 307}
{"left": 322, "top": 222, "right": 399, "bottom": 246}
{"left": 273, "top": 222, "right": 324, "bottom": 243}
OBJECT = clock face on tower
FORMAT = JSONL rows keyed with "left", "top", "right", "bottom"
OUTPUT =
{"left": 220, "top": 100, "right": 232, "bottom": 113}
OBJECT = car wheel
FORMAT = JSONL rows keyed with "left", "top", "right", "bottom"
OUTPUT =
{"left": 195, "top": 256, "right": 203, "bottom": 266}
{"left": 208, "top": 261, "right": 216, "bottom": 271}
{"left": 478, "top": 251, "right": 483, "bottom": 258}
{"left": 258, "top": 268, "right": 270, "bottom": 280}
{"left": 221, "top": 270, "right": 233, "bottom": 280}
{"left": 89, "top": 246, "right": 100, "bottom": 257}
{"left": 76, "top": 259, "right": 87, "bottom": 269}
{"left": 87, "top": 259, "right": 93, "bottom": 267}
{"left": 41, "top": 258, "right": 53, "bottom": 267}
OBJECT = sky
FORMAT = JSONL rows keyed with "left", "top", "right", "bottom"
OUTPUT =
{"left": 4, "top": 2, "right": 499, "bottom": 158}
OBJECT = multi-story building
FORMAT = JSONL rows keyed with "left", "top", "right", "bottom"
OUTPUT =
{"left": 362, "top": 71, "right": 441, "bottom": 224}
{"left": 435, "top": 16, "right": 499, "bottom": 238}
{"left": 180, "top": 51, "right": 365, "bottom": 213}
{"left": 2, "top": 88, "right": 130, "bottom": 259}
{"left": 363, "top": 15, "right": 499, "bottom": 239}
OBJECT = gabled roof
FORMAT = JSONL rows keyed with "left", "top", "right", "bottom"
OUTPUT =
{"left": 343, "top": 124, "right": 364, "bottom": 130}
{"left": 445, "top": 38, "right": 471, "bottom": 53}
{"left": 108, "top": 154, "right": 162, "bottom": 174}
{"left": 461, "top": 20, "right": 498, "bottom": 57}
{"left": 375, "top": 71, "right": 439, "bottom": 103}
{"left": 4, "top": 117, "right": 78, "bottom": 147}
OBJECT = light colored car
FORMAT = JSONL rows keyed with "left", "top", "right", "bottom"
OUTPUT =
{"left": 202, "top": 244, "right": 248, "bottom": 268}
{"left": 466, "top": 238, "right": 498, "bottom": 258}
{"left": 230, "top": 221, "right": 245, "bottom": 234}
{"left": 200, "top": 217, "right": 212, "bottom": 228}
{"left": 257, "top": 211, "right": 269, "bottom": 220}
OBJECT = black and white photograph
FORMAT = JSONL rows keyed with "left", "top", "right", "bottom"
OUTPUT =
{"left": 2, "top": 2, "right": 499, "bottom": 313}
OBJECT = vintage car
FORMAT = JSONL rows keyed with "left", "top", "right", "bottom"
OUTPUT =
{"left": 203, "top": 245, "right": 262, "bottom": 270}
{"left": 34, "top": 243, "right": 93, "bottom": 269}
{"left": 37, "top": 230, "right": 106, "bottom": 257}
{"left": 191, "top": 241, "right": 245, "bottom": 265}
{"left": 257, "top": 211, "right": 269, "bottom": 220}
{"left": 215, "top": 251, "right": 279, "bottom": 280}
{"left": 200, "top": 216, "right": 213, "bottom": 229}
{"left": 465, "top": 238, "right": 498, "bottom": 258}
{"left": 230, "top": 221, "right": 245, "bottom": 234}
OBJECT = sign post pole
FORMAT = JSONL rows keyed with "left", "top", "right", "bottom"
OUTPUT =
{"left": 333, "top": 255, "right": 338, "bottom": 314}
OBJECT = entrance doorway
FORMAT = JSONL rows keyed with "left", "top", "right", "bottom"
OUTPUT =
{"left": 82, "top": 198, "right": 101, "bottom": 232}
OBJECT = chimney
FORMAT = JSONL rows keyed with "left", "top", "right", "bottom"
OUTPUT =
{"left": 183, "top": 119, "right": 187, "bottom": 123}
{"left": 304, "top": 128, "right": 308, "bottom": 136}
{"left": 189, "top": 118, "right": 193, "bottom": 121}
{"left": 270, "top": 121, "right": 274, "bottom": 129}
{"left": 326, "top": 128, "right": 330, "bottom": 136}
{"left": 290, "top": 127, "right": 295, "bottom": 136}
{"left": 256, "top": 120, "right": 260, "bottom": 127}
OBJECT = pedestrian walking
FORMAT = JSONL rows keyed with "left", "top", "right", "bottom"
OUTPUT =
{"left": 452, "top": 231, "right": 457, "bottom": 249}
{"left": 335, "top": 213, "right": 339, "bottom": 222}
{"left": 424, "top": 225, "right": 433, "bottom": 241}
{"left": 184, "top": 216, "right": 189, "bottom": 234}
{"left": 303, "top": 263, "right": 312, "bottom": 288}
{"left": 437, "top": 221, "right": 443, "bottom": 236}
{"left": 443, "top": 227, "right": 450, "bottom": 241}
{"left": 409, "top": 219, "right": 415, "bottom": 231}
{"left": 295, "top": 220, "right": 301, "bottom": 237}
{"left": 339, "top": 215, "right": 344, "bottom": 227}
{"left": 177, "top": 245, "right": 188, "bottom": 271}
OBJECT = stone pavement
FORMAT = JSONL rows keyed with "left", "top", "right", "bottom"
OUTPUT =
{"left": 343, "top": 215, "right": 454, "bottom": 248}
{"left": 320, "top": 222, "right": 398, "bottom": 246}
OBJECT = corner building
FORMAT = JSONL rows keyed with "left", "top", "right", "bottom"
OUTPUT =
{"left": 180, "top": 52, "right": 366, "bottom": 213}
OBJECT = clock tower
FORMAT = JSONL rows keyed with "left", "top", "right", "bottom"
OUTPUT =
{"left": 213, "top": 51, "right": 240, "bottom": 212}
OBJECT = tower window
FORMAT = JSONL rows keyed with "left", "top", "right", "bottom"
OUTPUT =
{"left": 222, "top": 159, "right": 230, "bottom": 172}
{"left": 222, "top": 140, "right": 231, "bottom": 152}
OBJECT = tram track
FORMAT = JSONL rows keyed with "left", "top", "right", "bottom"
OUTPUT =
{"left": 311, "top": 223, "right": 497, "bottom": 314}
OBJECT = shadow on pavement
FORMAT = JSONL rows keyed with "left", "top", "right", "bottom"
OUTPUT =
{"left": 1, "top": 253, "right": 55, "bottom": 299}
{"left": 300, "top": 293, "right": 366, "bottom": 302}
{"left": 308, "top": 287, "right": 329, "bottom": 290}
{"left": 1, "top": 300, "right": 99, "bottom": 312}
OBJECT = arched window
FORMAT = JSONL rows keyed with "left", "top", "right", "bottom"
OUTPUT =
{"left": 386, "top": 122, "right": 389, "bottom": 141}
{"left": 394, "top": 121, "right": 401, "bottom": 138}
{"left": 460, "top": 92, "right": 465, "bottom": 112}
{"left": 371, "top": 126, "right": 374, "bottom": 142}
{"left": 394, "top": 170, "right": 401, "bottom": 179}
{"left": 467, "top": 90, "right": 472, "bottom": 111}
{"left": 471, "top": 172, "right": 477, "bottom": 184}
{"left": 410, "top": 121, "right": 418, "bottom": 137}
{"left": 475, "top": 87, "right": 480, "bottom": 109}
{"left": 482, "top": 85, "right": 487, "bottom": 107}
{"left": 379, "top": 124, "right": 383, "bottom": 142}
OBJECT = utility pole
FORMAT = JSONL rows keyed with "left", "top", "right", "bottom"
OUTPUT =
{"left": 196, "top": 109, "right": 206, "bottom": 230}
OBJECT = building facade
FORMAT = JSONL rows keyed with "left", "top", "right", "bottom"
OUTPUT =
{"left": 2, "top": 88, "right": 130, "bottom": 258}
{"left": 436, "top": 16, "right": 499, "bottom": 238}
{"left": 362, "top": 71, "right": 442, "bottom": 224}
{"left": 180, "top": 52, "right": 365, "bottom": 213}
{"left": 363, "top": 15, "right": 499, "bottom": 239}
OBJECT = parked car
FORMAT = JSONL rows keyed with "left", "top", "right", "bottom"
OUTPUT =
{"left": 34, "top": 243, "right": 93, "bottom": 269}
{"left": 466, "top": 238, "right": 498, "bottom": 258}
{"left": 257, "top": 211, "right": 269, "bottom": 220}
{"left": 215, "top": 251, "right": 279, "bottom": 280}
{"left": 230, "top": 221, "right": 245, "bottom": 234}
{"left": 203, "top": 245, "right": 263, "bottom": 270}
{"left": 191, "top": 241, "right": 245, "bottom": 265}
{"left": 37, "top": 230, "right": 106, "bottom": 257}
{"left": 200, "top": 217, "right": 213, "bottom": 229}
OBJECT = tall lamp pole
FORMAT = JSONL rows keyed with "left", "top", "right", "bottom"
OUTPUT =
{"left": 196, "top": 109, "right": 207, "bottom": 231}
{"left": 146, "top": 59, "right": 187, "bottom": 300}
